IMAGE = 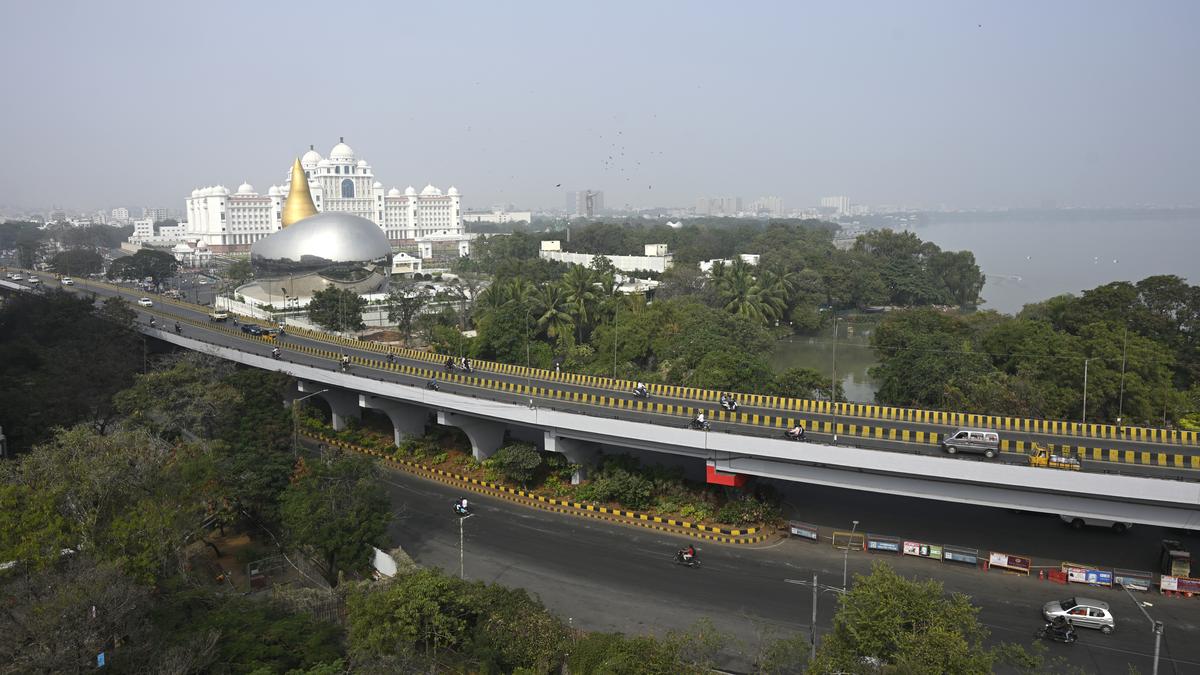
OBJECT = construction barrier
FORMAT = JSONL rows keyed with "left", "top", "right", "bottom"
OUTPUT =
{"left": 902, "top": 540, "right": 943, "bottom": 561}
{"left": 788, "top": 521, "right": 819, "bottom": 542}
{"left": 988, "top": 551, "right": 1032, "bottom": 575}
{"left": 865, "top": 534, "right": 902, "bottom": 554}
{"left": 1062, "top": 561, "right": 1113, "bottom": 587}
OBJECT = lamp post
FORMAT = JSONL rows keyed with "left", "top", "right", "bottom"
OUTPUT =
{"left": 1119, "top": 583, "right": 1163, "bottom": 675}
{"left": 612, "top": 298, "right": 619, "bottom": 381}
{"left": 842, "top": 519, "right": 859, "bottom": 591}
{"left": 1117, "top": 326, "right": 1129, "bottom": 429}
{"left": 831, "top": 317, "right": 843, "bottom": 442}
{"left": 1081, "top": 357, "right": 1092, "bottom": 423}
{"left": 785, "top": 574, "right": 845, "bottom": 663}
{"left": 458, "top": 512, "right": 474, "bottom": 579}
{"left": 292, "top": 389, "right": 329, "bottom": 459}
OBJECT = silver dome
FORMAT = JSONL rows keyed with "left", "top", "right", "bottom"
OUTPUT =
{"left": 247, "top": 211, "right": 392, "bottom": 300}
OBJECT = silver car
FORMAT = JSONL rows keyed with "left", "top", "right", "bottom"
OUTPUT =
{"left": 1042, "top": 596, "right": 1114, "bottom": 634}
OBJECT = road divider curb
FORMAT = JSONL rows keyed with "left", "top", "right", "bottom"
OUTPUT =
{"left": 306, "top": 432, "right": 775, "bottom": 545}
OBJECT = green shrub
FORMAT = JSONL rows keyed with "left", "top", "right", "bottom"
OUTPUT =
{"left": 430, "top": 451, "right": 449, "bottom": 465}
{"left": 715, "top": 496, "right": 780, "bottom": 526}
{"left": 483, "top": 443, "right": 543, "bottom": 486}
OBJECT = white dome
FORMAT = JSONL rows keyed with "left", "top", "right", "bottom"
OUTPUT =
{"left": 214, "top": 185, "right": 229, "bottom": 196}
{"left": 420, "top": 184, "right": 442, "bottom": 196}
{"left": 373, "top": 180, "right": 383, "bottom": 189}
{"left": 388, "top": 187, "right": 401, "bottom": 197}
{"left": 301, "top": 148, "right": 322, "bottom": 168}
{"left": 172, "top": 243, "right": 193, "bottom": 253}
{"left": 447, "top": 186, "right": 459, "bottom": 196}
{"left": 329, "top": 141, "right": 355, "bottom": 161}
{"left": 317, "top": 158, "right": 331, "bottom": 168}
{"left": 191, "top": 189, "right": 200, "bottom": 198}
{"left": 237, "top": 181, "right": 255, "bottom": 195}
{"left": 268, "top": 185, "right": 281, "bottom": 196}
{"left": 357, "top": 159, "right": 368, "bottom": 167}
{"left": 404, "top": 186, "right": 417, "bottom": 196}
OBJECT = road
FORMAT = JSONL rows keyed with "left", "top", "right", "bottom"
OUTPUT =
{"left": 379, "top": 462, "right": 1200, "bottom": 674}
{"left": 21, "top": 274, "right": 1197, "bottom": 482}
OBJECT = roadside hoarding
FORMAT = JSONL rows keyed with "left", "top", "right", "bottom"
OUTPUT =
{"left": 1160, "top": 576, "right": 1200, "bottom": 595}
{"left": 832, "top": 530, "right": 865, "bottom": 552}
{"left": 788, "top": 521, "right": 819, "bottom": 542}
{"left": 988, "top": 551, "right": 1032, "bottom": 575}
{"left": 943, "top": 545, "right": 980, "bottom": 566}
{"left": 1113, "top": 569, "right": 1154, "bottom": 592}
{"left": 866, "top": 534, "right": 901, "bottom": 554}
{"left": 1062, "top": 561, "right": 1113, "bottom": 587}
{"left": 903, "top": 541, "right": 943, "bottom": 561}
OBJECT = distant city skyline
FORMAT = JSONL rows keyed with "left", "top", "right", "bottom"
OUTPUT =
{"left": 1, "top": 2, "right": 1197, "bottom": 214}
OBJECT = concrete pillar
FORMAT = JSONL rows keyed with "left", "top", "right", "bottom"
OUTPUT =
{"left": 360, "top": 394, "right": 430, "bottom": 445}
{"left": 297, "top": 381, "right": 361, "bottom": 431}
{"left": 544, "top": 431, "right": 599, "bottom": 485}
{"left": 437, "top": 411, "right": 505, "bottom": 461}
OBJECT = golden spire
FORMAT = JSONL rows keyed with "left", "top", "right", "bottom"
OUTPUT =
{"left": 281, "top": 157, "right": 318, "bottom": 227}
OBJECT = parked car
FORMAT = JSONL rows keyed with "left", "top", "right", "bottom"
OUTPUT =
{"left": 941, "top": 428, "right": 1000, "bottom": 458}
{"left": 1059, "top": 515, "right": 1133, "bottom": 533}
{"left": 1042, "top": 597, "right": 1115, "bottom": 634}
{"left": 137, "top": 297, "right": 154, "bottom": 307}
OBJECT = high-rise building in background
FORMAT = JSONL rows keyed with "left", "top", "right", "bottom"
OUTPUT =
{"left": 143, "top": 207, "right": 171, "bottom": 223}
{"left": 821, "top": 195, "right": 851, "bottom": 216}
{"left": 111, "top": 207, "right": 130, "bottom": 223}
{"left": 567, "top": 190, "right": 604, "bottom": 216}
{"left": 748, "top": 196, "right": 783, "bottom": 217}
{"left": 695, "top": 196, "right": 742, "bottom": 216}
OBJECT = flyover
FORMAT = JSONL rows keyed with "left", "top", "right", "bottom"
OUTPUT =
{"left": 5, "top": 274, "right": 1200, "bottom": 528}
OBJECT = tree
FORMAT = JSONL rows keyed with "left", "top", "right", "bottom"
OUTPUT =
{"left": 810, "top": 561, "right": 994, "bottom": 674}
{"left": 280, "top": 451, "right": 391, "bottom": 587}
{"left": 107, "top": 248, "right": 178, "bottom": 283}
{"left": 561, "top": 265, "right": 598, "bottom": 342}
{"left": 225, "top": 258, "right": 253, "bottom": 288}
{"left": 307, "top": 286, "right": 367, "bottom": 332}
{"left": 532, "top": 283, "right": 575, "bottom": 345}
{"left": 387, "top": 282, "right": 429, "bottom": 344}
{"left": 51, "top": 248, "right": 104, "bottom": 276}
{"left": 772, "top": 366, "right": 843, "bottom": 402}
{"left": 485, "top": 443, "right": 543, "bottom": 486}
{"left": 114, "top": 353, "right": 242, "bottom": 440}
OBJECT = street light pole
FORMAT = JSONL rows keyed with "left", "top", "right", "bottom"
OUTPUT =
{"left": 1081, "top": 357, "right": 1091, "bottom": 424}
{"left": 292, "top": 389, "right": 329, "bottom": 459}
{"left": 831, "top": 317, "right": 842, "bottom": 443}
{"left": 811, "top": 572, "right": 818, "bottom": 662}
{"left": 1119, "top": 583, "right": 1163, "bottom": 675}
{"left": 1117, "top": 326, "right": 1129, "bottom": 428}
{"left": 842, "top": 519, "right": 859, "bottom": 591}
{"left": 458, "top": 512, "right": 474, "bottom": 579}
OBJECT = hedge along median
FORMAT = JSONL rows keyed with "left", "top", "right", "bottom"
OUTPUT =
{"left": 295, "top": 417, "right": 776, "bottom": 544}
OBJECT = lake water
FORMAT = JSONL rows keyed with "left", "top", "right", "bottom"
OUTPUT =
{"left": 769, "top": 210, "right": 1198, "bottom": 401}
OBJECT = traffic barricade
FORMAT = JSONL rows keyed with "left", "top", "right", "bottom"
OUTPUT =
{"left": 865, "top": 534, "right": 902, "bottom": 554}
{"left": 1113, "top": 569, "right": 1154, "bottom": 592}
{"left": 831, "top": 530, "right": 865, "bottom": 552}
{"left": 988, "top": 551, "right": 1032, "bottom": 575}
{"left": 787, "top": 521, "right": 819, "bottom": 542}
{"left": 902, "top": 540, "right": 943, "bottom": 562}
{"left": 942, "top": 545, "right": 980, "bottom": 567}
{"left": 1160, "top": 575, "right": 1200, "bottom": 597}
{"left": 1062, "top": 561, "right": 1113, "bottom": 587}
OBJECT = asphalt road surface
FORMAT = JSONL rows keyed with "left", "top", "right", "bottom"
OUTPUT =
{"left": 380, "top": 463, "right": 1200, "bottom": 674}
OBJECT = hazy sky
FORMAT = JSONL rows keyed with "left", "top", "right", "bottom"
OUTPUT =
{"left": 2, "top": 1, "right": 1197, "bottom": 213}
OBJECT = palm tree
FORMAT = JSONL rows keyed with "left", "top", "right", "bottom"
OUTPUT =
{"left": 561, "top": 265, "right": 598, "bottom": 343}
{"left": 716, "top": 259, "right": 783, "bottom": 325}
{"left": 473, "top": 282, "right": 510, "bottom": 325}
{"left": 532, "top": 284, "right": 575, "bottom": 344}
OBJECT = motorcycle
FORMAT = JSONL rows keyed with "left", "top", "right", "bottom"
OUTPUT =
{"left": 426, "top": 379, "right": 440, "bottom": 391}
{"left": 633, "top": 388, "right": 649, "bottom": 399}
{"left": 672, "top": 549, "right": 701, "bottom": 568}
{"left": 461, "top": 359, "right": 473, "bottom": 373}
{"left": 444, "top": 360, "right": 456, "bottom": 372}
{"left": 686, "top": 419, "right": 711, "bottom": 432}
{"left": 271, "top": 349, "right": 281, "bottom": 360}
{"left": 173, "top": 323, "right": 183, "bottom": 334}
{"left": 340, "top": 361, "right": 351, "bottom": 373}
{"left": 1036, "top": 623, "right": 1077, "bottom": 644}
{"left": 785, "top": 427, "right": 807, "bottom": 442}
{"left": 453, "top": 503, "right": 472, "bottom": 517}
{"left": 720, "top": 398, "right": 738, "bottom": 412}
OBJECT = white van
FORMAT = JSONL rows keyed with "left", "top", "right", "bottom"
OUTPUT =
{"left": 1059, "top": 515, "right": 1133, "bottom": 533}
{"left": 941, "top": 429, "right": 1000, "bottom": 458}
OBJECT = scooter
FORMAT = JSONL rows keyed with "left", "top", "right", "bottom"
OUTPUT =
{"left": 686, "top": 419, "right": 712, "bottom": 432}
{"left": 444, "top": 360, "right": 456, "bottom": 372}
{"left": 720, "top": 398, "right": 738, "bottom": 412}
{"left": 784, "top": 428, "right": 807, "bottom": 442}
{"left": 271, "top": 348, "right": 281, "bottom": 360}
{"left": 426, "top": 379, "right": 440, "bottom": 391}
{"left": 633, "top": 388, "right": 649, "bottom": 399}
{"left": 672, "top": 550, "right": 701, "bottom": 568}
{"left": 453, "top": 502, "right": 472, "bottom": 517}
{"left": 340, "top": 361, "right": 351, "bottom": 373}
{"left": 461, "top": 359, "right": 473, "bottom": 374}
{"left": 173, "top": 323, "right": 183, "bottom": 334}
{"left": 1035, "top": 623, "right": 1077, "bottom": 644}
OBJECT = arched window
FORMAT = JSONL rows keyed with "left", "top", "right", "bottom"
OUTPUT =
{"left": 341, "top": 179, "right": 355, "bottom": 198}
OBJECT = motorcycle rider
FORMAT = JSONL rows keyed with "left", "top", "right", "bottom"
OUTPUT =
{"left": 445, "top": 356, "right": 455, "bottom": 370}
{"left": 426, "top": 378, "right": 439, "bottom": 390}
{"left": 173, "top": 321, "right": 182, "bottom": 334}
{"left": 271, "top": 347, "right": 280, "bottom": 359}
{"left": 692, "top": 412, "right": 706, "bottom": 429}
{"left": 455, "top": 497, "right": 470, "bottom": 515}
{"left": 634, "top": 382, "right": 648, "bottom": 397}
{"left": 461, "top": 357, "right": 472, "bottom": 373}
{"left": 680, "top": 544, "right": 696, "bottom": 563}
{"left": 787, "top": 424, "right": 806, "bottom": 440}
{"left": 149, "top": 316, "right": 156, "bottom": 327}
{"left": 1048, "top": 615, "right": 1074, "bottom": 641}
{"left": 341, "top": 354, "right": 350, "bottom": 371}
{"left": 387, "top": 352, "right": 396, "bottom": 364}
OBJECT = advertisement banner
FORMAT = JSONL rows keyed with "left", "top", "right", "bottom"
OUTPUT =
{"left": 1161, "top": 576, "right": 1200, "bottom": 594}
{"left": 867, "top": 536, "right": 900, "bottom": 553}
{"left": 989, "top": 551, "right": 1031, "bottom": 574}
{"left": 903, "top": 541, "right": 942, "bottom": 560}
{"left": 1065, "top": 565, "right": 1113, "bottom": 586}
{"left": 943, "top": 546, "right": 979, "bottom": 566}
{"left": 788, "top": 521, "right": 818, "bottom": 541}
{"left": 1113, "top": 569, "right": 1154, "bottom": 591}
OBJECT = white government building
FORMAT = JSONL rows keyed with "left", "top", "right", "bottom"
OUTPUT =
{"left": 169, "top": 139, "right": 463, "bottom": 253}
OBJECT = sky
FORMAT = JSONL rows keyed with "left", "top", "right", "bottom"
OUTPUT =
{"left": 1, "top": 1, "right": 1197, "bottom": 213}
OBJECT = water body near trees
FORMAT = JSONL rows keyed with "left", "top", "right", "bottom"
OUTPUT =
{"left": 770, "top": 209, "right": 1199, "bottom": 403}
